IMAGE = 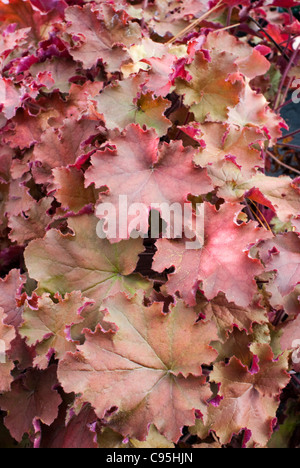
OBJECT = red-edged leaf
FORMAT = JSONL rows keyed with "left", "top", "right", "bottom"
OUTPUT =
{"left": 142, "top": 55, "right": 176, "bottom": 97}
{"left": 153, "top": 202, "right": 272, "bottom": 307}
{"left": 280, "top": 314, "right": 300, "bottom": 372}
{"left": 24, "top": 214, "right": 151, "bottom": 332}
{"left": 175, "top": 49, "right": 243, "bottom": 122}
{"left": 0, "top": 269, "right": 25, "bottom": 327}
{"left": 0, "top": 308, "right": 16, "bottom": 392}
{"left": 20, "top": 291, "right": 94, "bottom": 369}
{"left": 198, "top": 293, "right": 268, "bottom": 341}
{"left": 210, "top": 344, "right": 290, "bottom": 447}
{"left": 258, "top": 233, "right": 300, "bottom": 296}
{"left": 65, "top": 4, "right": 140, "bottom": 71}
{"left": 93, "top": 76, "right": 172, "bottom": 137}
{"left": 85, "top": 124, "right": 212, "bottom": 240}
{"left": 0, "top": 0, "right": 60, "bottom": 42}
{"left": 0, "top": 78, "right": 23, "bottom": 120}
{"left": 8, "top": 198, "right": 52, "bottom": 245}
{"left": 39, "top": 403, "right": 98, "bottom": 449}
{"left": 0, "top": 365, "right": 62, "bottom": 442}
{"left": 29, "top": 0, "right": 67, "bottom": 15}
{"left": 204, "top": 31, "right": 270, "bottom": 80}
{"left": 193, "top": 123, "right": 265, "bottom": 178}
{"left": 52, "top": 166, "right": 98, "bottom": 214}
{"left": 33, "top": 118, "right": 100, "bottom": 176}
{"left": 0, "top": 25, "right": 31, "bottom": 59}
{"left": 228, "top": 84, "right": 287, "bottom": 144}
{"left": 58, "top": 293, "right": 218, "bottom": 442}
{"left": 245, "top": 175, "right": 300, "bottom": 223}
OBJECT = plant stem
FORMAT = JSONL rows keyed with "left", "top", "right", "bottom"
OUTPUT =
{"left": 278, "top": 128, "right": 300, "bottom": 140}
{"left": 274, "top": 45, "right": 299, "bottom": 110}
{"left": 266, "top": 149, "right": 300, "bottom": 176}
{"left": 292, "top": 374, "right": 300, "bottom": 388}
{"left": 275, "top": 97, "right": 294, "bottom": 112}
{"left": 245, "top": 198, "right": 270, "bottom": 230}
{"left": 277, "top": 143, "right": 300, "bottom": 151}
{"left": 248, "top": 16, "right": 290, "bottom": 61}
{"left": 217, "top": 23, "right": 241, "bottom": 33}
{"left": 273, "top": 309, "right": 285, "bottom": 327}
{"left": 249, "top": 199, "right": 273, "bottom": 234}
{"left": 244, "top": 198, "right": 257, "bottom": 222}
{"left": 226, "top": 5, "right": 233, "bottom": 27}
{"left": 166, "top": 0, "right": 224, "bottom": 45}
{"left": 279, "top": 76, "right": 294, "bottom": 109}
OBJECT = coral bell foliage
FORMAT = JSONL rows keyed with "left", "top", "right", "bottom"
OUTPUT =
{"left": 1, "top": 0, "right": 300, "bottom": 449}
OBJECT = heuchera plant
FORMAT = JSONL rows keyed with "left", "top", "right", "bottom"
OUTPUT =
{"left": 0, "top": 0, "right": 300, "bottom": 449}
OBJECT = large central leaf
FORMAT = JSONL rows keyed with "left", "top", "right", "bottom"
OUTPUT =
{"left": 85, "top": 123, "right": 213, "bottom": 239}
{"left": 58, "top": 293, "right": 218, "bottom": 442}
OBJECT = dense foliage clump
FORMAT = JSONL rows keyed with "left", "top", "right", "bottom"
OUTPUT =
{"left": 0, "top": 0, "right": 300, "bottom": 449}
